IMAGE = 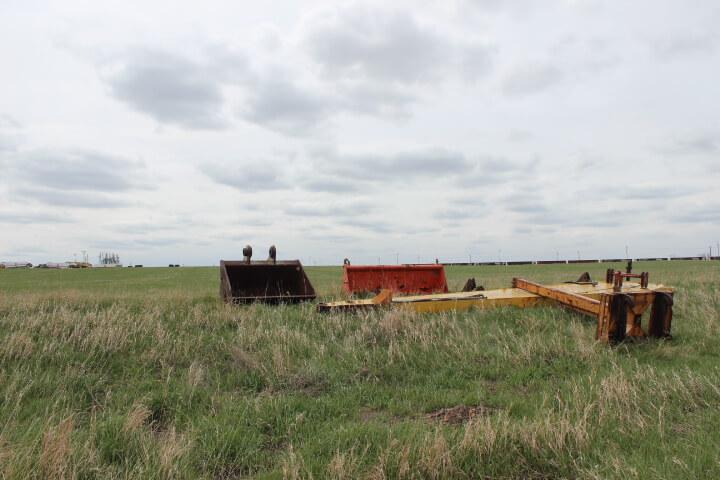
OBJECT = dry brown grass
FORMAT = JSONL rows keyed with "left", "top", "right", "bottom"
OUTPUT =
{"left": 40, "top": 417, "right": 74, "bottom": 480}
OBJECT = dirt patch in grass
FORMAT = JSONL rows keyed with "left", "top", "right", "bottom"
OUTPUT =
{"left": 287, "top": 372, "right": 329, "bottom": 397}
{"left": 426, "top": 405, "right": 495, "bottom": 425}
{"left": 358, "top": 407, "right": 383, "bottom": 423}
{"left": 357, "top": 407, "right": 407, "bottom": 425}
{"left": 353, "top": 366, "right": 379, "bottom": 382}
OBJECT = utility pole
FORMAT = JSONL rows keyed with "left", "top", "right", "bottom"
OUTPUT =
{"left": 396, "top": 252, "right": 399, "bottom": 265}
{"left": 625, "top": 245, "right": 629, "bottom": 259}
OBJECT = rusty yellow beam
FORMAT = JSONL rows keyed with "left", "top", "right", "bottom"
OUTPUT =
{"left": 317, "top": 281, "right": 671, "bottom": 316}
{"left": 393, "top": 288, "right": 545, "bottom": 313}
{"left": 512, "top": 278, "right": 601, "bottom": 315}
{"left": 317, "top": 277, "right": 675, "bottom": 344}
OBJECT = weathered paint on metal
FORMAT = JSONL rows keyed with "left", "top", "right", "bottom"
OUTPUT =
{"left": 342, "top": 264, "right": 449, "bottom": 295}
{"left": 318, "top": 278, "right": 675, "bottom": 343}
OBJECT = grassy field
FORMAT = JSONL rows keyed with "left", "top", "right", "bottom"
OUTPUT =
{"left": 0, "top": 261, "right": 719, "bottom": 479}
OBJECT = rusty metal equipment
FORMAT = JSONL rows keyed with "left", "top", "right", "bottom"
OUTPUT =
{"left": 342, "top": 262, "right": 449, "bottom": 295}
{"left": 511, "top": 276, "right": 672, "bottom": 343}
{"left": 220, "top": 245, "right": 316, "bottom": 304}
{"left": 319, "top": 271, "right": 674, "bottom": 343}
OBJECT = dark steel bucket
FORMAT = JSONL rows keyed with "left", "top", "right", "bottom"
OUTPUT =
{"left": 220, "top": 258, "right": 316, "bottom": 304}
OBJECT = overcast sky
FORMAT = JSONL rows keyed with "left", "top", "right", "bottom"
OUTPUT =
{"left": 1, "top": 0, "right": 719, "bottom": 266}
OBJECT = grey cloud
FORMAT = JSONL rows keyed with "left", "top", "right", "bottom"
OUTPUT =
{"left": 301, "top": 176, "right": 360, "bottom": 193}
{"left": 574, "top": 152, "right": 602, "bottom": 172}
{"left": 237, "top": 71, "right": 414, "bottom": 135}
{"left": 662, "top": 133, "right": 720, "bottom": 156}
{"left": 337, "top": 82, "right": 416, "bottom": 118}
{"left": 457, "top": 155, "right": 537, "bottom": 187}
{"left": 305, "top": 232, "right": 360, "bottom": 243}
{"left": 240, "top": 75, "right": 335, "bottom": 134}
{"left": 501, "top": 192, "right": 550, "bottom": 214}
{"left": 319, "top": 148, "right": 471, "bottom": 181}
{"left": 13, "top": 187, "right": 130, "bottom": 208}
{"left": 91, "top": 5, "right": 494, "bottom": 137}
{"left": 550, "top": 35, "right": 621, "bottom": 75}
{"left": 460, "top": 44, "right": 496, "bottom": 80}
{"left": 0, "top": 114, "right": 21, "bottom": 129}
{"left": 4, "top": 149, "right": 148, "bottom": 209}
{"left": 104, "top": 49, "right": 229, "bottom": 129}
{"left": 201, "top": 162, "right": 287, "bottom": 192}
{"left": 434, "top": 196, "right": 486, "bottom": 220}
{"left": 89, "top": 237, "right": 183, "bottom": 250}
{"left": 110, "top": 221, "right": 190, "bottom": 235}
{"left": 311, "top": 148, "right": 534, "bottom": 189}
{"left": 303, "top": 6, "right": 492, "bottom": 85}
{"left": 335, "top": 218, "right": 394, "bottom": 234}
{"left": 11, "top": 150, "right": 145, "bottom": 192}
{"left": 517, "top": 208, "right": 624, "bottom": 229}
{"left": 501, "top": 63, "right": 563, "bottom": 97}
{"left": 508, "top": 203, "right": 550, "bottom": 214}
{"left": 618, "top": 185, "right": 695, "bottom": 201}
{"left": 501, "top": 191, "right": 624, "bottom": 228}
{"left": 237, "top": 4, "right": 494, "bottom": 133}
{"left": 461, "top": 0, "right": 540, "bottom": 14}
{"left": 0, "top": 134, "right": 18, "bottom": 153}
{"left": 653, "top": 33, "right": 717, "bottom": 60}
{"left": 238, "top": 72, "right": 417, "bottom": 136}
{"left": 514, "top": 226, "right": 533, "bottom": 234}
{"left": 507, "top": 129, "right": 533, "bottom": 143}
{"left": 213, "top": 217, "right": 276, "bottom": 239}
{"left": 131, "top": 237, "right": 184, "bottom": 247}
{"left": 670, "top": 206, "right": 720, "bottom": 224}
{"left": 434, "top": 208, "right": 483, "bottom": 221}
{"left": 237, "top": 67, "right": 416, "bottom": 135}
{"left": 0, "top": 114, "right": 22, "bottom": 152}
{"left": 284, "top": 202, "right": 374, "bottom": 217}
{"left": 0, "top": 211, "right": 73, "bottom": 224}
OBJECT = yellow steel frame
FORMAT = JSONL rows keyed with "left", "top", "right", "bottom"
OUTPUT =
{"left": 317, "top": 280, "right": 674, "bottom": 342}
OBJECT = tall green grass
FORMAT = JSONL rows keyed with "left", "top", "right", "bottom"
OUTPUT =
{"left": 0, "top": 261, "right": 718, "bottom": 478}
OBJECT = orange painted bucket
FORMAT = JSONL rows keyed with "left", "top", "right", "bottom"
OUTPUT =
{"left": 343, "top": 264, "right": 449, "bottom": 295}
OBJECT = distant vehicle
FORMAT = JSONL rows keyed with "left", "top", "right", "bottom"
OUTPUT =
{"left": 0, "top": 262, "right": 33, "bottom": 269}
{"left": 45, "top": 262, "right": 69, "bottom": 269}
{"left": 68, "top": 262, "right": 92, "bottom": 269}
